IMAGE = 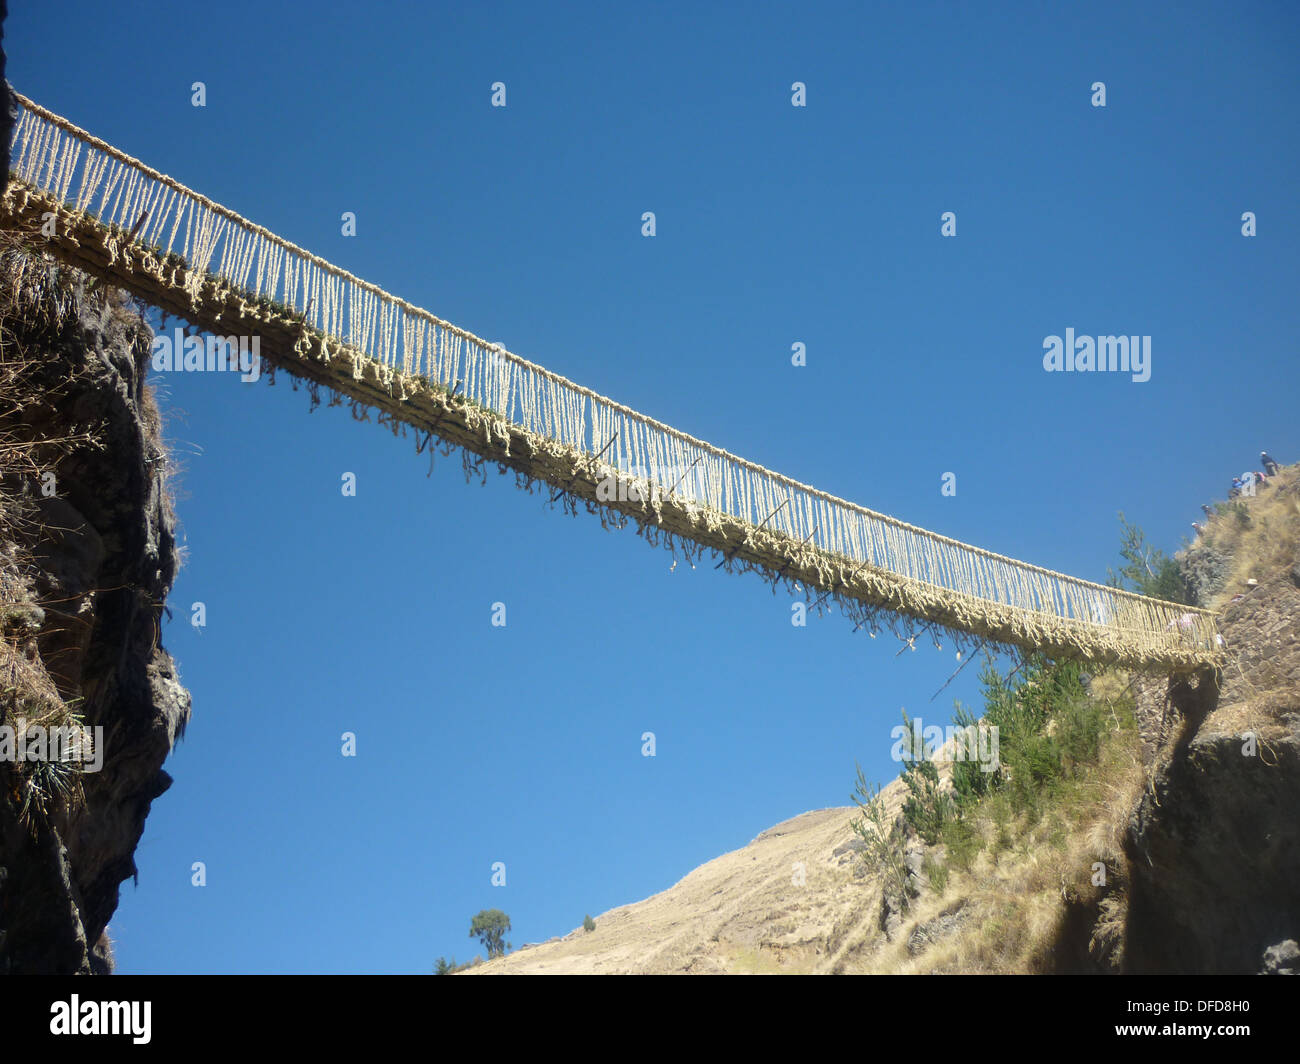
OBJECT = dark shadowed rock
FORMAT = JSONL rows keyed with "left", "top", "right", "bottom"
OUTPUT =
{"left": 0, "top": 256, "right": 190, "bottom": 974}
{"left": 1122, "top": 576, "right": 1300, "bottom": 973}
{"left": 1260, "top": 939, "right": 1298, "bottom": 975}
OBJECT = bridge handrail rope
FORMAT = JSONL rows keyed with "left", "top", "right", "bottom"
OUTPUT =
{"left": 3, "top": 91, "right": 1220, "bottom": 662}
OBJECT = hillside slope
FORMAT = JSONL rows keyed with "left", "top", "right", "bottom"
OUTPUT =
{"left": 470, "top": 464, "right": 1299, "bottom": 975}
{"left": 468, "top": 805, "right": 892, "bottom": 975}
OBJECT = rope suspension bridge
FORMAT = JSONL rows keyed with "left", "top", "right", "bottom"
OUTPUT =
{"left": 1, "top": 92, "right": 1221, "bottom": 673}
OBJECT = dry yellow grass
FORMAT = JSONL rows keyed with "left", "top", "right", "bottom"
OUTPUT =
{"left": 468, "top": 690, "right": 1146, "bottom": 975}
{"left": 467, "top": 464, "right": 1300, "bottom": 976}
{"left": 465, "top": 806, "right": 881, "bottom": 975}
{"left": 1192, "top": 462, "right": 1300, "bottom": 746}
{"left": 1198, "top": 466, "right": 1300, "bottom": 611}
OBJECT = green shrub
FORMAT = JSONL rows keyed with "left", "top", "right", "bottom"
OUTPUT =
{"left": 975, "top": 655, "right": 1099, "bottom": 819}
{"left": 851, "top": 652, "right": 1125, "bottom": 903}
{"left": 986, "top": 793, "right": 1014, "bottom": 855}
{"left": 923, "top": 856, "right": 949, "bottom": 894}
{"left": 583, "top": 914, "right": 596, "bottom": 933}
{"left": 850, "top": 764, "right": 914, "bottom": 910}
{"left": 469, "top": 909, "right": 512, "bottom": 960}
{"left": 1106, "top": 512, "right": 1189, "bottom": 603}
{"left": 1054, "top": 693, "right": 1106, "bottom": 775}
{"left": 898, "top": 710, "right": 955, "bottom": 844}
{"left": 940, "top": 816, "right": 980, "bottom": 872}
{"left": 950, "top": 701, "right": 1000, "bottom": 810}
{"left": 433, "top": 955, "right": 480, "bottom": 974}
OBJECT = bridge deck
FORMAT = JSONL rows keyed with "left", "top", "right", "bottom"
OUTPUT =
{"left": 1, "top": 92, "right": 1221, "bottom": 673}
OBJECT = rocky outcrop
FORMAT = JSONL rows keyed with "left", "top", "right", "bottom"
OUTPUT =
{"left": 1123, "top": 537, "right": 1300, "bottom": 972}
{"left": 0, "top": 251, "right": 190, "bottom": 973}
{"left": 1179, "top": 543, "right": 1231, "bottom": 607}
{"left": 1261, "top": 940, "right": 1299, "bottom": 975}
{"left": 1124, "top": 724, "right": 1300, "bottom": 973}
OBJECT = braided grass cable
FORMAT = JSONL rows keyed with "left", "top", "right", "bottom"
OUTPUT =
{"left": 3, "top": 91, "right": 1221, "bottom": 667}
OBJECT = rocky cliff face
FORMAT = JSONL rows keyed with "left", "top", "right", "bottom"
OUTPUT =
{"left": 1121, "top": 483, "right": 1300, "bottom": 974}
{"left": 0, "top": 249, "right": 190, "bottom": 973}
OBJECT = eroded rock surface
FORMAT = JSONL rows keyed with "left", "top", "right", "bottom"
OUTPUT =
{"left": 0, "top": 262, "right": 189, "bottom": 974}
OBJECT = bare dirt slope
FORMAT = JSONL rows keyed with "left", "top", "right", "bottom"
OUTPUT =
{"left": 468, "top": 800, "right": 901, "bottom": 975}
{"left": 468, "top": 717, "right": 1123, "bottom": 976}
{"left": 471, "top": 466, "right": 1300, "bottom": 977}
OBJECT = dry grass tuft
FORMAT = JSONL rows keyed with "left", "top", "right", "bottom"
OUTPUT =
{"left": 1199, "top": 469, "right": 1300, "bottom": 611}
{"left": 0, "top": 232, "right": 118, "bottom": 826}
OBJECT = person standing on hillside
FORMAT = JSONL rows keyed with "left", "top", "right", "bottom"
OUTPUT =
{"left": 1261, "top": 451, "right": 1281, "bottom": 476}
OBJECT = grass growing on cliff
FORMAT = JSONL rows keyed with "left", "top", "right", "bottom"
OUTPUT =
{"left": 848, "top": 655, "right": 1145, "bottom": 973}
{"left": 1195, "top": 464, "right": 1300, "bottom": 610}
{"left": 856, "top": 483, "right": 1300, "bottom": 973}
{"left": 0, "top": 234, "right": 133, "bottom": 827}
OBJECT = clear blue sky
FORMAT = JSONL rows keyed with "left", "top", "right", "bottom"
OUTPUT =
{"left": 10, "top": 1, "right": 1298, "bottom": 973}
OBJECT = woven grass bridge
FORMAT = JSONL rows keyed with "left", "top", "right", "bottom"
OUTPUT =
{"left": 1, "top": 92, "right": 1221, "bottom": 673}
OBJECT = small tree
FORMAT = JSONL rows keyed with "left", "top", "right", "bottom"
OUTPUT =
{"left": 1106, "top": 512, "right": 1188, "bottom": 603}
{"left": 433, "top": 956, "right": 456, "bottom": 975}
{"left": 469, "top": 909, "right": 512, "bottom": 960}
{"left": 850, "top": 763, "right": 913, "bottom": 910}
{"left": 898, "top": 710, "right": 954, "bottom": 845}
{"left": 582, "top": 914, "right": 596, "bottom": 933}
{"left": 949, "top": 700, "right": 1000, "bottom": 810}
